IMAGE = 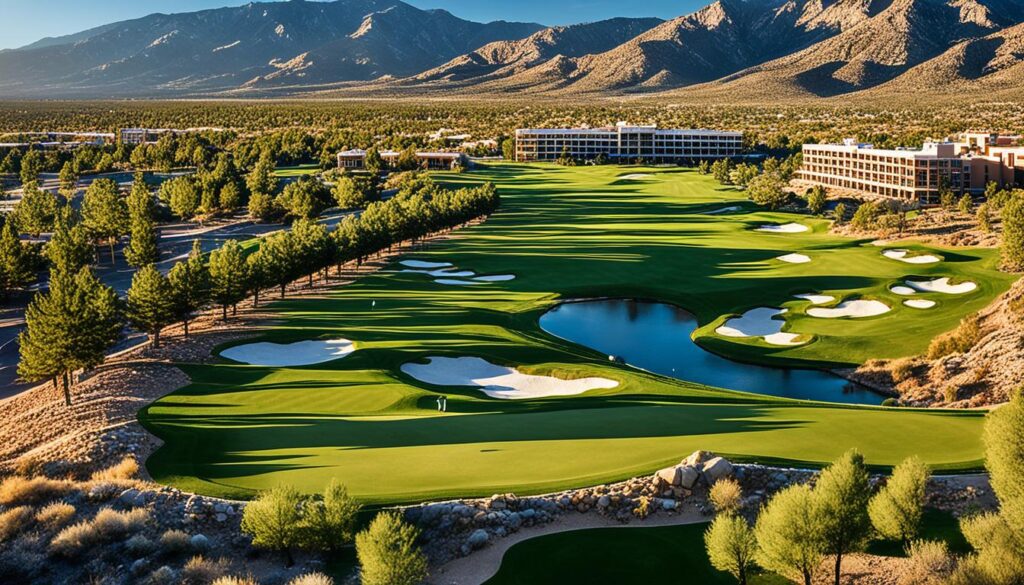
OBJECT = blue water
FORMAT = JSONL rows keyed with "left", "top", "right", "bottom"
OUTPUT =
{"left": 539, "top": 299, "right": 883, "bottom": 405}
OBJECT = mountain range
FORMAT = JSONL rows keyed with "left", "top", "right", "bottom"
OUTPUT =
{"left": 2, "top": 0, "right": 1024, "bottom": 100}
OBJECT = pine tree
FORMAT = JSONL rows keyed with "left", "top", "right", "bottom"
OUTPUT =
{"left": 0, "top": 220, "right": 34, "bottom": 300}
{"left": 246, "top": 152, "right": 279, "bottom": 198}
{"left": 81, "top": 178, "right": 128, "bottom": 264}
{"left": 46, "top": 208, "right": 94, "bottom": 276}
{"left": 292, "top": 219, "right": 330, "bottom": 287}
{"left": 364, "top": 147, "right": 385, "bottom": 177}
{"left": 19, "top": 148, "right": 42, "bottom": 186}
{"left": 58, "top": 161, "right": 79, "bottom": 203}
{"left": 260, "top": 231, "right": 298, "bottom": 298}
{"left": 246, "top": 249, "right": 272, "bottom": 308}
{"left": 814, "top": 450, "right": 872, "bottom": 585}
{"left": 125, "top": 176, "right": 159, "bottom": 267}
{"left": 167, "top": 240, "right": 210, "bottom": 338}
{"left": 14, "top": 182, "right": 57, "bottom": 237}
{"left": 126, "top": 264, "right": 175, "bottom": 348}
{"left": 1002, "top": 195, "right": 1024, "bottom": 271}
{"left": 208, "top": 239, "right": 248, "bottom": 320}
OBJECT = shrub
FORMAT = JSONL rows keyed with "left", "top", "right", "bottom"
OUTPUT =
{"left": 210, "top": 577, "right": 259, "bottom": 585}
{"left": 881, "top": 398, "right": 898, "bottom": 407}
{"left": 890, "top": 359, "right": 915, "bottom": 383}
{"left": 869, "top": 456, "right": 930, "bottom": 543}
{"left": 50, "top": 507, "right": 149, "bottom": 557}
{"left": 897, "top": 540, "right": 955, "bottom": 585}
{"left": 91, "top": 507, "right": 149, "bottom": 538}
{"left": 709, "top": 477, "right": 743, "bottom": 516}
{"left": 146, "top": 566, "right": 179, "bottom": 585}
{"left": 0, "top": 476, "right": 71, "bottom": 506}
{"left": 50, "top": 521, "right": 95, "bottom": 557}
{"left": 13, "top": 456, "right": 44, "bottom": 477}
{"left": 301, "top": 480, "right": 360, "bottom": 553}
{"left": 356, "top": 512, "right": 428, "bottom": 585}
{"left": 0, "top": 506, "right": 34, "bottom": 542}
{"left": 35, "top": 502, "right": 76, "bottom": 530}
{"left": 182, "top": 555, "right": 229, "bottom": 585}
{"left": 704, "top": 514, "right": 757, "bottom": 585}
{"left": 240, "top": 484, "right": 304, "bottom": 565}
{"left": 0, "top": 537, "right": 46, "bottom": 581}
{"left": 90, "top": 456, "right": 139, "bottom": 482}
{"left": 926, "top": 313, "right": 981, "bottom": 359}
{"left": 126, "top": 534, "right": 156, "bottom": 557}
{"left": 159, "top": 529, "right": 193, "bottom": 556}
{"left": 288, "top": 573, "right": 333, "bottom": 585}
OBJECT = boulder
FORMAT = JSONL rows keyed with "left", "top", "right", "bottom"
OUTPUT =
{"left": 683, "top": 450, "right": 716, "bottom": 468}
{"left": 702, "top": 457, "right": 734, "bottom": 484}
{"left": 656, "top": 466, "right": 681, "bottom": 486}
{"left": 678, "top": 465, "right": 700, "bottom": 489}
{"left": 467, "top": 529, "right": 489, "bottom": 550}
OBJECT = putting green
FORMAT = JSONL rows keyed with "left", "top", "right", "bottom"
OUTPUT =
{"left": 142, "top": 164, "right": 1013, "bottom": 503}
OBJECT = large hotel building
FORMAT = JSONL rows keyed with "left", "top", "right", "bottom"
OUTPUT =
{"left": 514, "top": 122, "right": 743, "bottom": 163}
{"left": 799, "top": 133, "right": 1024, "bottom": 204}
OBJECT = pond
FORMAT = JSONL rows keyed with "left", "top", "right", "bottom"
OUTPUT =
{"left": 539, "top": 299, "right": 883, "bottom": 404}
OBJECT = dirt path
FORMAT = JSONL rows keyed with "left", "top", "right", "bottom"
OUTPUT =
{"left": 429, "top": 511, "right": 708, "bottom": 585}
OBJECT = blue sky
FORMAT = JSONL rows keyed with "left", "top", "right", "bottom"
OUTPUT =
{"left": 0, "top": 0, "right": 704, "bottom": 50}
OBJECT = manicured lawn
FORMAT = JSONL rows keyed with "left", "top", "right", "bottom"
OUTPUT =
{"left": 483, "top": 522, "right": 788, "bottom": 585}
{"left": 273, "top": 164, "right": 321, "bottom": 177}
{"left": 483, "top": 509, "right": 967, "bottom": 585}
{"left": 142, "top": 164, "right": 1013, "bottom": 503}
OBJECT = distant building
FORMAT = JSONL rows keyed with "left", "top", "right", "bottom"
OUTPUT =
{"left": 513, "top": 122, "right": 743, "bottom": 163}
{"left": 336, "top": 149, "right": 469, "bottom": 171}
{"left": 800, "top": 133, "right": 1024, "bottom": 204}
{"left": 120, "top": 127, "right": 224, "bottom": 145}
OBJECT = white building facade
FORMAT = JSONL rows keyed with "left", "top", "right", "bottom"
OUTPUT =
{"left": 514, "top": 123, "right": 743, "bottom": 163}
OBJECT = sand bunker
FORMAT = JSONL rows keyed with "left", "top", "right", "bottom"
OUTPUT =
{"left": 619, "top": 173, "right": 654, "bottom": 180}
{"left": 474, "top": 275, "right": 516, "bottom": 282}
{"left": 435, "top": 279, "right": 484, "bottom": 286}
{"left": 757, "top": 223, "right": 809, "bottom": 233}
{"left": 890, "top": 285, "right": 917, "bottom": 296}
{"left": 707, "top": 206, "right": 742, "bottom": 215}
{"left": 401, "top": 356, "right": 618, "bottom": 400}
{"left": 794, "top": 293, "right": 835, "bottom": 305}
{"left": 883, "top": 249, "right": 941, "bottom": 264}
{"left": 906, "top": 278, "right": 977, "bottom": 295}
{"left": 221, "top": 339, "right": 355, "bottom": 366}
{"left": 401, "top": 260, "right": 453, "bottom": 269}
{"left": 807, "top": 300, "right": 890, "bottom": 319}
{"left": 403, "top": 269, "right": 476, "bottom": 278}
{"left": 716, "top": 308, "right": 806, "bottom": 346}
{"left": 777, "top": 253, "right": 811, "bottom": 264}
{"left": 904, "top": 299, "right": 937, "bottom": 309}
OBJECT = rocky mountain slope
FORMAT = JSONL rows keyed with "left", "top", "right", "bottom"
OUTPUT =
{"left": 0, "top": 0, "right": 542, "bottom": 97}
{"left": 3, "top": 0, "right": 1024, "bottom": 99}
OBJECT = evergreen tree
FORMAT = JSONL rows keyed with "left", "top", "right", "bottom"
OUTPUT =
{"left": 19, "top": 148, "right": 42, "bottom": 186}
{"left": 747, "top": 173, "right": 789, "bottom": 209}
{"left": 292, "top": 219, "right": 330, "bottom": 287}
{"left": 813, "top": 450, "right": 872, "bottom": 585}
{"left": 167, "top": 240, "right": 210, "bottom": 338}
{"left": 125, "top": 175, "right": 159, "bottom": 267}
{"left": 364, "top": 147, "right": 385, "bottom": 177}
{"left": 1002, "top": 195, "right": 1024, "bottom": 271}
{"left": 0, "top": 220, "right": 34, "bottom": 300}
{"left": 126, "top": 264, "right": 175, "bottom": 347}
{"left": 260, "top": 231, "right": 298, "bottom": 298}
{"left": 248, "top": 190, "right": 280, "bottom": 222}
{"left": 755, "top": 484, "right": 823, "bottom": 585}
{"left": 278, "top": 176, "right": 331, "bottom": 220}
{"left": 246, "top": 248, "right": 272, "bottom": 308}
{"left": 958, "top": 194, "right": 973, "bottom": 216}
{"left": 355, "top": 512, "right": 428, "bottom": 585}
{"left": 58, "top": 161, "right": 79, "bottom": 203}
{"left": 869, "top": 456, "right": 929, "bottom": 545}
{"left": 46, "top": 208, "right": 94, "bottom": 275}
{"left": 396, "top": 146, "right": 418, "bottom": 172}
{"left": 18, "top": 267, "right": 121, "bottom": 406}
{"left": 977, "top": 202, "right": 992, "bottom": 233}
{"left": 14, "top": 182, "right": 57, "bottom": 237}
{"left": 334, "top": 175, "right": 370, "bottom": 209}
{"left": 502, "top": 138, "right": 515, "bottom": 161}
{"left": 247, "top": 152, "right": 279, "bottom": 197}
{"left": 163, "top": 176, "right": 201, "bottom": 220}
{"left": 208, "top": 239, "right": 248, "bottom": 320}
{"left": 81, "top": 178, "right": 128, "bottom": 264}
{"left": 806, "top": 185, "right": 827, "bottom": 216}
{"left": 219, "top": 182, "right": 242, "bottom": 212}
{"left": 300, "top": 479, "right": 360, "bottom": 553}
{"left": 705, "top": 515, "right": 757, "bottom": 585}
{"left": 834, "top": 203, "right": 848, "bottom": 224}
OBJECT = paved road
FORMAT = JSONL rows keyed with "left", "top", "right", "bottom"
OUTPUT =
{"left": 0, "top": 202, "right": 353, "bottom": 399}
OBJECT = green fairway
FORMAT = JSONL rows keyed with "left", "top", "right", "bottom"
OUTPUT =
{"left": 273, "top": 164, "right": 321, "bottom": 177}
{"left": 482, "top": 509, "right": 967, "bottom": 585}
{"left": 142, "top": 163, "right": 1013, "bottom": 503}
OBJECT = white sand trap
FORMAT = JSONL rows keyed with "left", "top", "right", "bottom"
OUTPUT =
{"left": 871, "top": 240, "right": 889, "bottom": 247}
{"left": 620, "top": 173, "right": 654, "bottom": 180}
{"left": 794, "top": 293, "right": 835, "bottom": 305}
{"left": 807, "top": 300, "right": 890, "bottom": 319}
{"left": 716, "top": 308, "right": 807, "bottom": 346}
{"left": 777, "top": 253, "right": 811, "bottom": 264}
{"left": 883, "top": 249, "right": 941, "bottom": 264}
{"left": 401, "top": 260, "right": 453, "bottom": 269}
{"left": 221, "top": 339, "right": 355, "bottom": 366}
{"left": 706, "top": 206, "right": 742, "bottom": 215}
{"left": 757, "top": 223, "right": 809, "bottom": 233}
{"left": 403, "top": 269, "right": 476, "bottom": 278}
{"left": 890, "top": 285, "right": 917, "bottom": 296}
{"left": 473, "top": 274, "right": 516, "bottom": 282}
{"left": 906, "top": 277, "right": 977, "bottom": 295}
{"left": 401, "top": 356, "right": 618, "bottom": 400}
{"left": 435, "top": 279, "right": 484, "bottom": 286}
{"left": 904, "top": 299, "right": 937, "bottom": 309}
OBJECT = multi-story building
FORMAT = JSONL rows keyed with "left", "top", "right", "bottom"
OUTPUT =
{"left": 800, "top": 133, "right": 1024, "bottom": 204}
{"left": 336, "top": 149, "right": 469, "bottom": 171}
{"left": 799, "top": 139, "right": 971, "bottom": 204}
{"left": 514, "top": 122, "right": 743, "bottom": 163}
{"left": 119, "top": 127, "right": 224, "bottom": 145}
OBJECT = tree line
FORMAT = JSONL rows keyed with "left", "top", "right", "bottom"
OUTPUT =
{"left": 16, "top": 175, "right": 499, "bottom": 405}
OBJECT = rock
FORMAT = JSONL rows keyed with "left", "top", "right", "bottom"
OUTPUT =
{"left": 661, "top": 498, "right": 676, "bottom": 511}
{"left": 683, "top": 450, "right": 716, "bottom": 468}
{"left": 467, "top": 529, "right": 489, "bottom": 550}
{"left": 678, "top": 465, "right": 700, "bottom": 489}
{"left": 656, "top": 466, "right": 682, "bottom": 486}
{"left": 702, "top": 457, "right": 734, "bottom": 484}
{"left": 597, "top": 495, "right": 611, "bottom": 509}
{"left": 190, "top": 534, "right": 210, "bottom": 551}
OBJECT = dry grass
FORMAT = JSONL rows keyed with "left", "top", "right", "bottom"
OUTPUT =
{"left": 927, "top": 314, "right": 981, "bottom": 359}
{"left": 92, "top": 507, "right": 149, "bottom": 537}
{"left": 0, "top": 506, "right": 34, "bottom": 542}
{"left": 0, "top": 475, "right": 72, "bottom": 506}
{"left": 182, "top": 555, "right": 230, "bottom": 585}
{"left": 288, "top": 573, "right": 333, "bottom": 585}
{"left": 49, "top": 507, "right": 149, "bottom": 557}
{"left": 709, "top": 477, "right": 743, "bottom": 515}
{"left": 90, "top": 456, "right": 139, "bottom": 482}
{"left": 34, "top": 502, "right": 76, "bottom": 530}
{"left": 126, "top": 533, "right": 156, "bottom": 557}
{"left": 211, "top": 577, "right": 260, "bottom": 585}
{"left": 159, "top": 528, "right": 193, "bottom": 556}
{"left": 897, "top": 540, "right": 956, "bottom": 585}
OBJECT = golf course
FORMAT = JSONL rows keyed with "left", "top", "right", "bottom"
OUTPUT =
{"left": 141, "top": 163, "right": 1016, "bottom": 504}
